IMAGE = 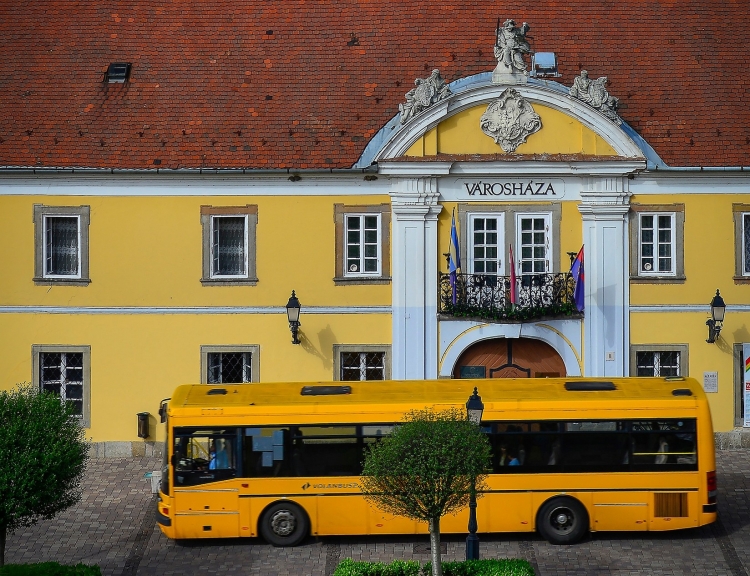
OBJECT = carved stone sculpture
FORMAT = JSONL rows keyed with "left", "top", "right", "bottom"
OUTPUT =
{"left": 492, "top": 19, "right": 531, "bottom": 84}
{"left": 399, "top": 69, "right": 452, "bottom": 125}
{"left": 480, "top": 88, "right": 542, "bottom": 152}
{"left": 569, "top": 70, "right": 622, "bottom": 125}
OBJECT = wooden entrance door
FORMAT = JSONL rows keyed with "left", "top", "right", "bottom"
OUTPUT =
{"left": 453, "top": 338, "right": 566, "bottom": 379}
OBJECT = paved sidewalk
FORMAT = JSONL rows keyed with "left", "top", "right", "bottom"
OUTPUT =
{"left": 6, "top": 451, "right": 750, "bottom": 576}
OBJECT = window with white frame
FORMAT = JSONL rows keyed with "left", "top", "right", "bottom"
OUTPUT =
{"left": 32, "top": 345, "right": 91, "bottom": 427}
{"left": 201, "top": 345, "right": 260, "bottom": 384}
{"left": 457, "top": 204, "right": 561, "bottom": 283}
{"left": 345, "top": 214, "right": 381, "bottom": 276}
{"left": 629, "top": 205, "right": 685, "bottom": 281}
{"left": 212, "top": 216, "right": 247, "bottom": 277}
{"left": 33, "top": 205, "right": 90, "bottom": 284}
{"left": 732, "top": 205, "right": 750, "bottom": 279}
{"left": 333, "top": 345, "right": 391, "bottom": 381}
{"left": 334, "top": 204, "right": 390, "bottom": 284}
{"left": 200, "top": 205, "right": 258, "bottom": 285}
{"left": 630, "top": 344, "right": 688, "bottom": 377}
{"left": 639, "top": 213, "right": 674, "bottom": 275}
{"left": 517, "top": 213, "right": 551, "bottom": 275}
{"left": 743, "top": 213, "right": 750, "bottom": 275}
{"left": 468, "top": 214, "right": 504, "bottom": 276}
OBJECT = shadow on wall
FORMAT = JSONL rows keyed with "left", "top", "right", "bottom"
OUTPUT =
{"left": 298, "top": 324, "right": 336, "bottom": 372}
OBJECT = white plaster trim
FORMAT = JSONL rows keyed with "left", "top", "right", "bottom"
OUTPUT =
{"left": 374, "top": 83, "right": 645, "bottom": 161}
{"left": 379, "top": 159, "right": 645, "bottom": 178}
{"left": 438, "top": 319, "right": 583, "bottom": 378}
{"left": 0, "top": 305, "right": 392, "bottom": 315}
{"left": 0, "top": 175, "right": 390, "bottom": 197}
{"left": 630, "top": 305, "right": 750, "bottom": 313}
{"left": 630, "top": 174, "right": 750, "bottom": 195}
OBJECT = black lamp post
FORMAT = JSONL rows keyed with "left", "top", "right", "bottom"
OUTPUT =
{"left": 465, "top": 387, "right": 484, "bottom": 561}
{"left": 706, "top": 289, "right": 726, "bottom": 344}
{"left": 286, "top": 290, "right": 301, "bottom": 345}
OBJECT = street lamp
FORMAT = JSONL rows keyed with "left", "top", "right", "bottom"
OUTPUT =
{"left": 286, "top": 290, "right": 301, "bottom": 345}
{"left": 706, "top": 289, "right": 726, "bottom": 344}
{"left": 465, "top": 387, "right": 484, "bottom": 561}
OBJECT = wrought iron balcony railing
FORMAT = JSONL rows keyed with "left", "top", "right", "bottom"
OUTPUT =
{"left": 438, "top": 272, "right": 581, "bottom": 322}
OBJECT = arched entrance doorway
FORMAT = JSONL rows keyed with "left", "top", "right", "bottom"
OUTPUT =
{"left": 452, "top": 338, "right": 566, "bottom": 379}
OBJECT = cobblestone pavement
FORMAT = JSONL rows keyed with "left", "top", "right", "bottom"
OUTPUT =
{"left": 6, "top": 450, "right": 750, "bottom": 576}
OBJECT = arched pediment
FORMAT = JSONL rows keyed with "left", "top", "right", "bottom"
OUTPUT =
{"left": 356, "top": 74, "right": 652, "bottom": 167}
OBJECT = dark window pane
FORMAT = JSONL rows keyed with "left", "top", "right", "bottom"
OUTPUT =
{"left": 207, "top": 352, "right": 250, "bottom": 384}
{"left": 347, "top": 217, "right": 360, "bottom": 230}
{"left": 213, "top": 217, "right": 246, "bottom": 276}
{"left": 46, "top": 217, "right": 79, "bottom": 275}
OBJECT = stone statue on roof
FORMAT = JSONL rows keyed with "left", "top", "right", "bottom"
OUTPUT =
{"left": 492, "top": 19, "right": 531, "bottom": 84}
{"left": 399, "top": 69, "right": 452, "bottom": 125}
{"left": 569, "top": 70, "right": 622, "bottom": 125}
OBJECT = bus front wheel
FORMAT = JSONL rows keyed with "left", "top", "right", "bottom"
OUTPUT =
{"left": 260, "top": 501, "right": 309, "bottom": 547}
{"left": 536, "top": 496, "right": 588, "bottom": 545}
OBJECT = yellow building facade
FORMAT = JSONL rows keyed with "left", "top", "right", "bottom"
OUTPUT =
{"left": 2, "top": 29, "right": 750, "bottom": 455}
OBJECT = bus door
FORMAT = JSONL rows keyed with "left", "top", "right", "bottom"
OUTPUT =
{"left": 172, "top": 428, "right": 240, "bottom": 538}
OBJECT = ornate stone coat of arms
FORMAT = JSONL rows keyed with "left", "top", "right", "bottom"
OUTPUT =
{"left": 480, "top": 88, "right": 542, "bottom": 152}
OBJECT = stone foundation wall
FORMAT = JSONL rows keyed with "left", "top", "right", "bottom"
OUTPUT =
{"left": 88, "top": 441, "right": 165, "bottom": 458}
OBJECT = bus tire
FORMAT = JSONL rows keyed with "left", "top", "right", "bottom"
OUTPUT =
{"left": 260, "top": 501, "right": 309, "bottom": 547}
{"left": 536, "top": 496, "right": 589, "bottom": 545}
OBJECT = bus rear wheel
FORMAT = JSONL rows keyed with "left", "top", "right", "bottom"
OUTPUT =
{"left": 260, "top": 501, "right": 309, "bottom": 547}
{"left": 536, "top": 496, "right": 588, "bottom": 544}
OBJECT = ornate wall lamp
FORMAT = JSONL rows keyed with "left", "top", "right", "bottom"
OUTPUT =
{"left": 286, "top": 291, "right": 301, "bottom": 345}
{"left": 706, "top": 290, "right": 726, "bottom": 344}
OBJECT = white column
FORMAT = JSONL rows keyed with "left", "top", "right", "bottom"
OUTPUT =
{"left": 578, "top": 177, "right": 631, "bottom": 377}
{"left": 390, "top": 178, "right": 442, "bottom": 380}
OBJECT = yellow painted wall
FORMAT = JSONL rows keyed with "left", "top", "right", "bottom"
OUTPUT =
{"left": 629, "top": 193, "right": 749, "bottom": 432}
{"left": 0, "top": 195, "right": 391, "bottom": 307}
{"left": 405, "top": 104, "right": 618, "bottom": 157}
{"left": 629, "top": 311, "right": 743, "bottom": 432}
{"left": 0, "top": 194, "right": 393, "bottom": 442}
{"left": 0, "top": 312, "right": 391, "bottom": 442}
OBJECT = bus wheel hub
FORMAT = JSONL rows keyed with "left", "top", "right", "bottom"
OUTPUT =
{"left": 271, "top": 509, "right": 296, "bottom": 536}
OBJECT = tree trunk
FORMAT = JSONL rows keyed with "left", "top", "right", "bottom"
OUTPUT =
{"left": 0, "top": 523, "right": 6, "bottom": 568}
{"left": 429, "top": 516, "right": 443, "bottom": 576}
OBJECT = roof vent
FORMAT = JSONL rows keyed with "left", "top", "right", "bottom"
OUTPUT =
{"left": 106, "top": 62, "right": 131, "bottom": 83}
{"left": 206, "top": 388, "right": 228, "bottom": 395}
{"left": 672, "top": 388, "right": 693, "bottom": 396}
{"left": 530, "top": 52, "right": 560, "bottom": 78}
{"left": 564, "top": 381, "right": 616, "bottom": 391}
{"left": 301, "top": 385, "right": 352, "bottom": 396}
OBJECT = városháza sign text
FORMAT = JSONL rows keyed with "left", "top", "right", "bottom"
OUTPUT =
{"left": 463, "top": 179, "right": 564, "bottom": 198}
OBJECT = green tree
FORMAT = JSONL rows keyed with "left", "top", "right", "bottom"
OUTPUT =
{"left": 360, "top": 408, "right": 491, "bottom": 576}
{"left": 0, "top": 384, "right": 89, "bottom": 567}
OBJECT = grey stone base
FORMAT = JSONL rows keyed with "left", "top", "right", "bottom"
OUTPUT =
{"left": 89, "top": 441, "right": 165, "bottom": 458}
{"left": 715, "top": 428, "right": 750, "bottom": 450}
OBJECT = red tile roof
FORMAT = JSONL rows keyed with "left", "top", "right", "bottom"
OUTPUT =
{"left": 1, "top": 1, "right": 748, "bottom": 170}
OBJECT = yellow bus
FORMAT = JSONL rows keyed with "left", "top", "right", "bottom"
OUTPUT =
{"left": 156, "top": 377, "right": 717, "bottom": 545}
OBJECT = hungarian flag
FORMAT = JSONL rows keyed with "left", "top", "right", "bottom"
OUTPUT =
{"left": 571, "top": 246, "right": 584, "bottom": 312}
{"left": 449, "top": 212, "right": 461, "bottom": 304}
{"left": 509, "top": 244, "right": 518, "bottom": 306}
